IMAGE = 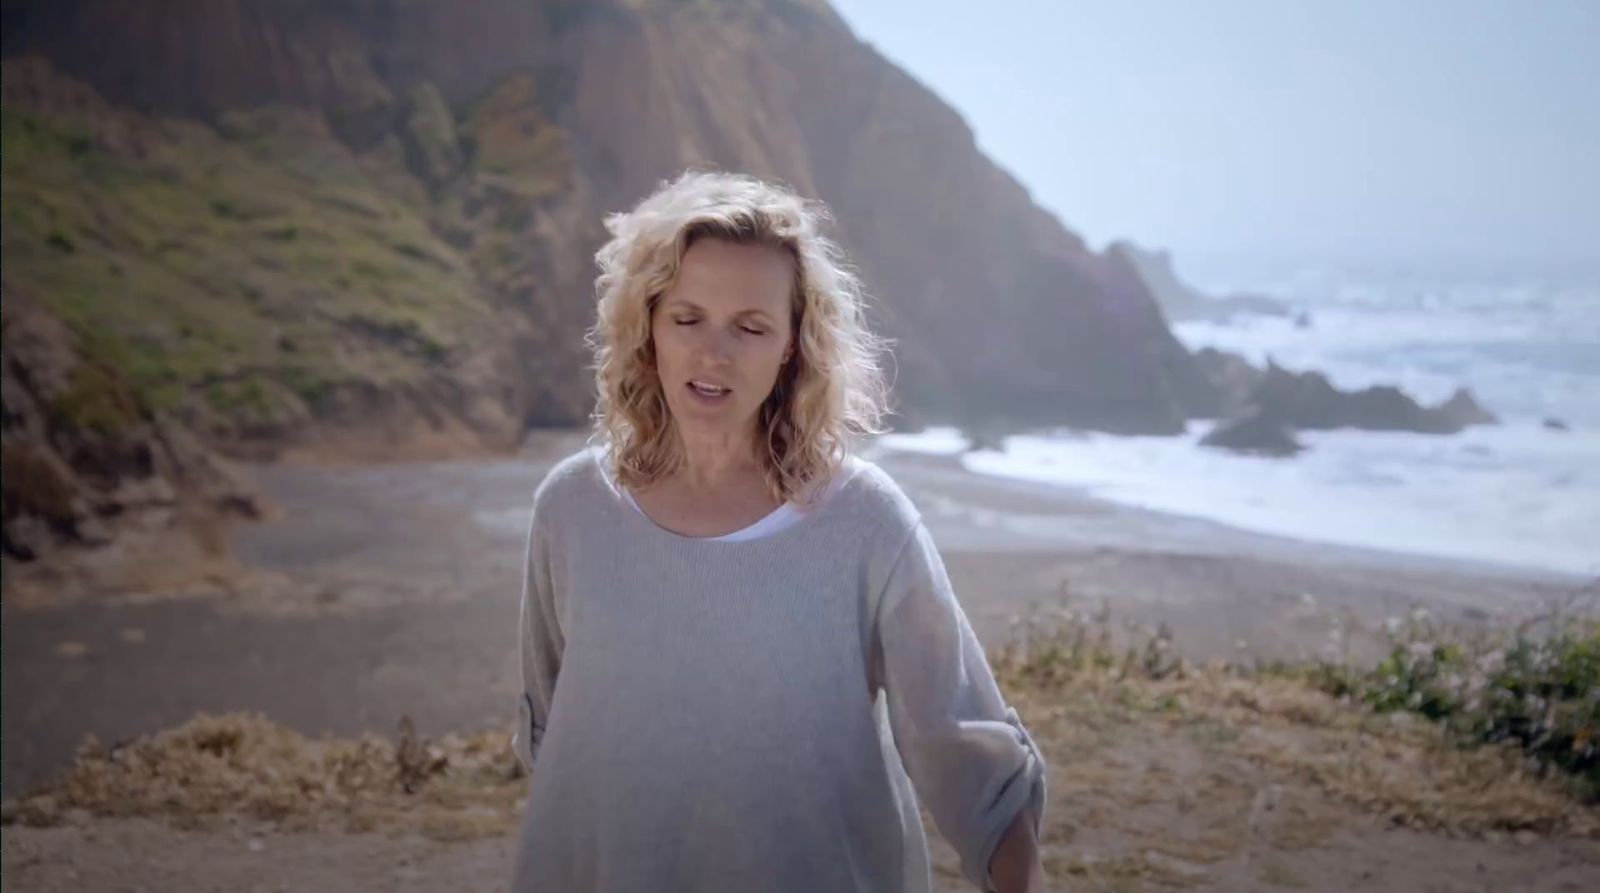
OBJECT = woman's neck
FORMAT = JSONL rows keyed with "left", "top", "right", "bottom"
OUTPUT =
{"left": 672, "top": 426, "right": 764, "bottom": 491}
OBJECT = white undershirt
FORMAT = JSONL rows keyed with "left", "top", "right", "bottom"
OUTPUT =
{"left": 620, "top": 458, "right": 861, "bottom": 542}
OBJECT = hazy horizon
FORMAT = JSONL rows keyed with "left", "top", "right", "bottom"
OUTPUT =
{"left": 829, "top": 0, "right": 1600, "bottom": 274}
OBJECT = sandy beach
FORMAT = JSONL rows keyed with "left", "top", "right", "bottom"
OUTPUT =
{"left": 4, "top": 429, "right": 1595, "bottom": 891}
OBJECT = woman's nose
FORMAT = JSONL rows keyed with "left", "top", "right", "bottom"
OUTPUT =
{"left": 698, "top": 327, "right": 737, "bottom": 362}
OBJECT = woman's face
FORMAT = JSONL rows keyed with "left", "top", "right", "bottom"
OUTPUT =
{"left": 650, "top": 237, "right": 796, "bottom": 443}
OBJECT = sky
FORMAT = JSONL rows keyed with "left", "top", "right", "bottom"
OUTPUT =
{"left": 827, "top": 0, "right": 1600, "bottom": 271}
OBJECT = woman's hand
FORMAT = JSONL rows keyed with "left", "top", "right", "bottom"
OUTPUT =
{"left": 987, "top": 805, "right": 1046, "bottom": 893}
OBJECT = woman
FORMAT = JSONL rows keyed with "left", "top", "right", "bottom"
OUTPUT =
{"left": 511, "top": 170, "right": 1047, "bottom": 892}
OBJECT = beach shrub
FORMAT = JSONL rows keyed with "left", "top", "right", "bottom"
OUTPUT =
{"left": 994, "top": 596, "right": 1600, "bottom": 804}
{"left": 1307, "top": 606, "right": 1600, "bottom": 801}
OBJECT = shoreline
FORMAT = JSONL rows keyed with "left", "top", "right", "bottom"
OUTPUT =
{"left": 870, "top": 430, "right": 1596, "bottom": 585}
{"left": 865, "top": 442, "right": 1591, "bottom": 667}
{"left": 868, "top": 440, "right": 1591, "bottom": 587}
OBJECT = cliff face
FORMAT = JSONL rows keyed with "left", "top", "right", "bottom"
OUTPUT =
{"left": 3, "top": 0, "right": 1206, "bottom": 438}
{"left": 2, "top": 285, "right": 266, "bottom": 597}
{"left": 2, "top": 0, "right": 1218, "bottom": 580}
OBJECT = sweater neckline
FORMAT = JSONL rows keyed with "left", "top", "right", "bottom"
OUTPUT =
{"left": 590, "top": 446, "right": 862, "bottom": 548}
{"left": 619, "top": 484, "right": 799, "bottom": 541}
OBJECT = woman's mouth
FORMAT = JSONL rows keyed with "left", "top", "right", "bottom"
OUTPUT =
{"left": 687, "top": 380, "right": 732, "bottom": 403}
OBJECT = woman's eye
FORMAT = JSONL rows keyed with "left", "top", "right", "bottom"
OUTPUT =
{"left": 674, "top": 318, "right": 697, "bottom": 326}
{"left": 740, "top": 326, "right": 764, "bottom": 335}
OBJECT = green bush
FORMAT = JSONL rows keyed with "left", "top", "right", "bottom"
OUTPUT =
{"left": 997, "top": 595, "right": 1600, "bottom": 803}
{"left": 1311, "top": 606, "right": 1600, "bottom": 801}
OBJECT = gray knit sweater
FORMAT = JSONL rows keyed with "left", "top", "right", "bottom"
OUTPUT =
{"left": 510, "top": 446, "right": 1047, "bottom": 892}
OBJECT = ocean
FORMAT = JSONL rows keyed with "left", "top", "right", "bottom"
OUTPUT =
{"left": 881, "top": 260, "right": 1600, "bottom": 578}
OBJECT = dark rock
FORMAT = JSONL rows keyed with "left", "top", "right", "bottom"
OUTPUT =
{"left": 1249, "top": 362, "right": 1497, "bottom": 435}
{"left": 1434, "top": 388, "right": 1498, "bottom": 429}
{"left": 1189, "top": 351, "right": 1499, "bottom": 459}
{"left": 1544, "top": 417, "right": 1570, "bottom": 432}
{"left": 1190, "top": 348, "right": 1267, "bottom": 419}
{"left": 960, "top": 425, "right": 1007, "bottom": 453}
{"left": 2, "top": 286, "right": 265, "bottom": 588}
{"left": 1200, "top": 410, "right": 1305, "bottom": 457}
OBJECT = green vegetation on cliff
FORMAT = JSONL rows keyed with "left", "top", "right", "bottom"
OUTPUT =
{"left": 2, "top": 59, "right": 571, "bottom": 443}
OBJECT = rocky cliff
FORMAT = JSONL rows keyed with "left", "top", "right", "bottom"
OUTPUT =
{"left": 4, "top": 0, "right": 1209, "bottom": 438}
{"left": 3, "top": 0, "right": 1217, "bottom": 582}
{"left": 2, "top": 284, "right": 266, "bottom": 597}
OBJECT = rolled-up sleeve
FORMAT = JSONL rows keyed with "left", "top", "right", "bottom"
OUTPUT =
{"left": 872, "top": 521, "right": 1047, "bottom": 892}
{"left": 512, "top": 498, "right": 563, "bottom": 776}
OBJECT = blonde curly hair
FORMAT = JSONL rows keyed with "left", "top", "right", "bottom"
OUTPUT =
{"left": 586, "top": 169, "right": 893, "bottom": 507}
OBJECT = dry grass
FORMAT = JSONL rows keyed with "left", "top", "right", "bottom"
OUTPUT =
{"left": 3, "top": 713, "right": 526, "bottom": 842}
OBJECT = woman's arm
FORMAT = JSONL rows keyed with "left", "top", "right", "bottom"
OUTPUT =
{"left": 513, "top": 496, "right": 564, "bottom": 775}
{"left": 987, "top": 806, "right": 1045, "bottom": 893}
{"left": 872, "top": 520, "right": 1048, "bottom": 892}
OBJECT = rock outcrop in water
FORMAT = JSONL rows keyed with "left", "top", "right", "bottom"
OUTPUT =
{"left": 1192, "top": 348, "right": 1269, "bottom": 418}
{"left": 1199, "top": 410, "right": 1305, "bottom": 457}
{"left": 1195, "top": 352, "right": 1500, "bottom": 455}
{"left": 1249, "top": 363, "right": 1498, "bottom": 435}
